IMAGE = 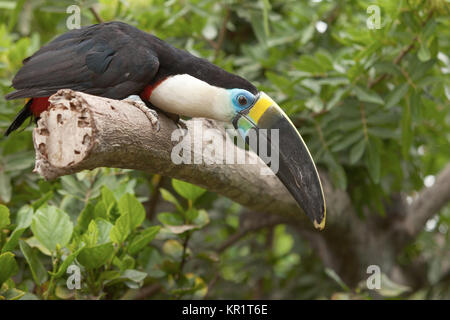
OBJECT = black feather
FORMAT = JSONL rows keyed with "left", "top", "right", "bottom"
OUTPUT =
{"left": 4, "top": 99, "right": 33, "bottom": 136}
{"left": 5, "top": 21, "right": 256, "bottom": 102}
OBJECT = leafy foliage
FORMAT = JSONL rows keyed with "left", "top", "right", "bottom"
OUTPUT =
{"left": 0, "top": 0, "right": 449, "bottom": 299}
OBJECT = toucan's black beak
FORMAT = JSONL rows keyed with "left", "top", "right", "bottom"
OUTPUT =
{"left": 233, "top": 92, "right": 326, "bottom": 230}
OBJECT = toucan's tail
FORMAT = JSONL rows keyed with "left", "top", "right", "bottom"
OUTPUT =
{"left": 4, "top": 99, "right": 33, "bottom": 136}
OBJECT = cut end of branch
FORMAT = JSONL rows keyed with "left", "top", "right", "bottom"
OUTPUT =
{"left": 33, "top": 90, "right": 96, "bottom": 179}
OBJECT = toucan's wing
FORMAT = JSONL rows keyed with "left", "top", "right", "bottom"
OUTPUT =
{"left": 6, "top": 22, "right": 159, "bottom": 100}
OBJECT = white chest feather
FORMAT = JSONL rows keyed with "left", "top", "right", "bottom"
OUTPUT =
{"left": 149, "top": 74, "right": 233, "bottom": 121}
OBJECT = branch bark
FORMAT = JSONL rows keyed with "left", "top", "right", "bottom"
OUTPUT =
{"left": 404, "top": 163, "right": 450, "bottom": 236}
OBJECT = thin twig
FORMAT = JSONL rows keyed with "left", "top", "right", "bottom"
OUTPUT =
{"left": 214, "top": 7, "right": 231, "bottom": 60}
{"left": 217, "top": 214, "right": 287, "bottom": 253}
{"left": 134, "top": 284, "right": 162, "bottom": 300}
{"left": 203, "top": 272, "right": 220, "bottom": 300}
{"left": 147, "top": 174, "right": 164, "bottom": 220}
{"left": 399, "top": 66, "right": 417, "bottom": 90}
{"left": 89, "top": 6, "right": 104, "bottom": 24}
{"left": 178, "top": 231, "right": 192, "bottom": 278}
{"left": 368, "top": 41, "right": 416, "bottom": 88}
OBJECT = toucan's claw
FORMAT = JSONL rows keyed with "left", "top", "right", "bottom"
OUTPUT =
{"left": 125, "top": 95, "right": 160, "bottom": 131}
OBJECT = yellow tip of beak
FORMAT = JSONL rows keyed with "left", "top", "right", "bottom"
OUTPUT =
{"left": 313, "top": 204, "right": 326, "bottom": 230}
{"left": 313, "top": 218, "right": 326, "bottom": 231}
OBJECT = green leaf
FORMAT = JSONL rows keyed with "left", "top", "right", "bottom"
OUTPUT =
{"left": 160, "top": 188, "right": 183, "bottom": 211}
{"left": 19, "top": 240, "right": 48, "bottom": 285}
{"left": 77, "top": 201, "right": 95, "bottom": 232}
{"left": 25, "top": 237, "right": 52, "bottom": 256}
{"left": 331, "top": 130, "right": 364, "bottom": 152}
{"left": 185, "top": 208, "right": 198, "bottom": 222}
{"left": 83, "top": 220, "right": 99, "bottom": 247}
{"left": 2, "top": 287, "right": 25, "bottom": 300}
{"left": 158, "top": 212, "right": 184, "bottom": 226}
{"left": 305, "top": 96, "right": 324, "bottom": 113}
{"left": 191, "top": 209, "right": 209, "bottom": 228}
{"left": 0, "top": 1, "right": 16, "bottom": 10}
{"left": 60, "top": 175, "right": 87, "bottom": 198}
{"left": 377, "top": 273, "right": 410, "bottom": 297}
{"left": 422, "top": 20, "right": 437, "bottom": 39}
{"left": 411, "top": 60, "right": 435, "bottom": 81}
{"left": 101, "top": 186, "right": 116, "bottom": 206}
{"left": 353, "top": 86, "right": 384, "bottom": 105}
{"left": 0, "top": 172, "right": 12, "bottom": 203}
{"left": 49, "top": 245, "right": 84, "bottom": 278}
{"left": 2, "top": 205, "right": 33, "bottom": 253}
{"left": 0, "top": 204, "right": 10, "bottom": 229}
{"left": 128, "top": 226, "right": 160, "bottom": 255}
{"left": 122, "top": 269, "right": 147, "bottom": 283}
{"left": 93, "top": 200, "right": 108, "bottom": 220}
{"left": 367, "top": 127, "right": 397, "bottom": 139}
{"left": 78, "top": 242, "right": 114, "bottom": 269}
{"left": 172, "top": 179, "right": 206, "bottom": 201}
{"left": 250, "top": 11, "right": 267, "bottom": 46}
{"left": 3, "top": 151, "right": 34, "bottom": 172}
{"left": 163, "top": 239, "right": 184, "bottom": 260}
{"left": 401, "top": 11, "right": 417, "bottom": 30}
{"left": 104, "top": 269, "right": 147, "bottom": 289}
{"left": 325, "top": 268, "right": 350, "bottom": 292}
{"left": 113, "top": 254, "right": 135, "bottom": 271}
{"left": 385, "top": 83, "right": 409, "bottom": 109}
{"left": 365, "top": 137, "right": 381, "bottom": 183}
{"left": 315, "top": 52, "right": 333, "bottom": 71}
{"left": 349, "top": 139, "right": 366, "bottom": 164}
{"left": 31, "top": 206, "right": 73, "bottom": 252}
{"left": 31, "top": 191, "right": 53, "bottom": 210}
{"left": 295, "top": 54, "right": 322, "bottom": 73}
{"left": 139, "top": 247, "right": 165, "bottom": 278}
{"left": 418, "top": 42, "right": 431, "bottom": 62}
{"left": 98, "top": 270, "right": 121, "bottom": 283}
{"left": 110, "top": 213, "right": 130, "bottom": 244}
{"left": 0, "top": 252, "right": 18, "bottom": 287}
{"left": 300, "top": 24, "right": 315, "bottom": 46}
{"left": 266, "top": 71, "right": 292, "bottom": 90}
{"left": 96, "top": 218, "right": 113, "bottom": 244}
{"left": 101, "top": 186, "right": 117, "bottom": 217}
{"left": 118, "top": 193, "right": 145, "bottom": 230}
{"left": 401, "top": 96, "right": 412, "bottom": 159}
{"left": 410, "top": 91, "right": 421, "bottom": 121}
{"left": 273, "top": 225, "right": 293, "bottom": 257}
{"left": 323, "top": 152, "right": 347, "bottom": 190}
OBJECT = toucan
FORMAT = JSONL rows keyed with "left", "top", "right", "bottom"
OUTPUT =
{"left": 4, "top": 21, "right": 326, "bottom": 229}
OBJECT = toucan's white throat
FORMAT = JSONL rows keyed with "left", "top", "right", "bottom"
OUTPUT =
{"left": 149, "top": 74, "right": 234, "bottom": 121}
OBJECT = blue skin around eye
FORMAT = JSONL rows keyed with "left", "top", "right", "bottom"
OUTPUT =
{"left": 227, "top": 89, "right": 256, "bottom": 113}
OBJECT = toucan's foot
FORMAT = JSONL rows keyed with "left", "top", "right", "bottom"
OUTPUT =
{"left": 148, "top": 104, "right": 185, "bottom": 130}
{"left": 124, "top": 95, "right": 160, "bottom": 131}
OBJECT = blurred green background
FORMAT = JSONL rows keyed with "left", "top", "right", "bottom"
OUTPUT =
{"left": 0, "top": 0, "right": 449, "bottom": 300}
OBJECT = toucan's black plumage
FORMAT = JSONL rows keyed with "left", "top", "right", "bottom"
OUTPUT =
{"left": 6, "top": 21, "right": 255, "bottom": 101}
{"left": 4, "top": 98, "right": 32, "bottom": 136}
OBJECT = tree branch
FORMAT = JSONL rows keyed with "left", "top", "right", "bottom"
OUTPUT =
{"left": 33, "top": 89, "right": 314, "bottom": 222}
{"left": 403, "top": 163, "right": 450, "bottom": 236}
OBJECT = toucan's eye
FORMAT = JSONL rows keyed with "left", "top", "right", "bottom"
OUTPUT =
{"left": 238, "top": 95, "right": 248, "bottom": 106}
